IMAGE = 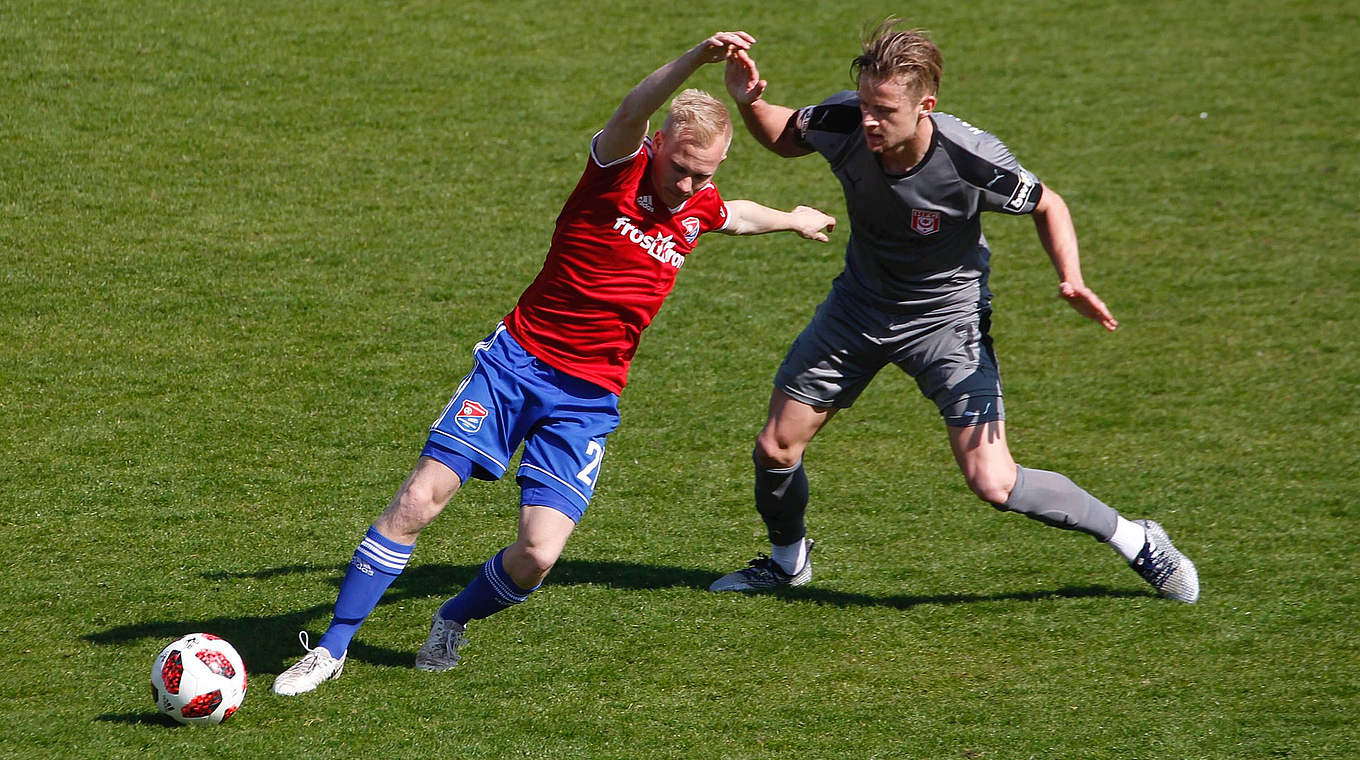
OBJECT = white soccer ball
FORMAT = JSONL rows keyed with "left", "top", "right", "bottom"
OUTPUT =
{"left": 150, "top": 633, "right": 248, "bottom": 725}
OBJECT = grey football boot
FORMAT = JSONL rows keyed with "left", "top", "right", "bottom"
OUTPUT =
{"left": 709, "top": 538, "right": 814, "bottom": 592}
{"left": 1130, "top": 520, "right": 1199, "bottom": 603}
{"left": 415, "top": 614, "right": 468, "bottom": 671}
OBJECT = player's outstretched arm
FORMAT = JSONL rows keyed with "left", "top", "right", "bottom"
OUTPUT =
{"left": 724, "top": 49, "right": 811, "bottom": 158}
{"left": 594, "top": 31, "right": 756, "bottom": 165}
{"left": 1032, "top": 188, "right": 1119, "bottom": 331}
{"left": 719, "top": 200, "right": 835, "bottom": 241}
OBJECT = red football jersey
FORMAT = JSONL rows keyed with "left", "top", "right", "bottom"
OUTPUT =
{"left": 504, "top": 135, "right": 729, "bottom": 394}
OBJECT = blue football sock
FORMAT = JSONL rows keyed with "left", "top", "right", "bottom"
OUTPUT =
{"left": 438, "top": 549, "right": 538, "bottom": 624}
{"left": 317, "top": 527, "right": 413, "bottom": 657}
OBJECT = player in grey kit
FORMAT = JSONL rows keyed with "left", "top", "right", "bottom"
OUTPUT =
{"left": 710, "top": 19, "right": 1199, "bottom": 602}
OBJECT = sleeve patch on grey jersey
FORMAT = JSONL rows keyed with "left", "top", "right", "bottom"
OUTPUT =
{"left": 1005, "top": 170, "right": 1038, "bottom": 211}
{"left": 792, "top": 103, "right": 861, "bottom": 150}
{"left": 807, "top": 104, "right": 861, "bottom": 135}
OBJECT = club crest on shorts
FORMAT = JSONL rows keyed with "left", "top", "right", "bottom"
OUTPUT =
{"left": 454, "top": 400, "right": 489, "bottom": 433}
{"left": 681, "top": 217, "right": 701, "bottom": 244}
{"left": 911, "top": 209, "right": 941, "bottom": 236}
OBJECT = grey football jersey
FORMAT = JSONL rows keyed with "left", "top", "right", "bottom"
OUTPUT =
{"left": 792, "top": 91, "right": 1042, "bottom": 314}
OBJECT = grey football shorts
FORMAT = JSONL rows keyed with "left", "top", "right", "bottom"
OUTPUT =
{"left": 774, "top": 289, "right": 1004, "bottom": 427}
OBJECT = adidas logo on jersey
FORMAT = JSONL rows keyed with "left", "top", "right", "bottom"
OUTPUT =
{"left": 613, "top": 216, "right": 685, "bottom": 269}
{"left": 637, "top": 194, "right": 655, "bottom": 212}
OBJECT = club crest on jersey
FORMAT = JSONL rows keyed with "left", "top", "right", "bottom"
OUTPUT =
{"left": 911, "top": 209, "right": 941, "bottom": 236}
{"left": 681, "top": 217, "right": 701, "bottom": 244}
{"left": 637, "top": 194, "right": 655, "bottom": 212}
{"left": 454, "top": 400, "right": 489, "bottom": 433}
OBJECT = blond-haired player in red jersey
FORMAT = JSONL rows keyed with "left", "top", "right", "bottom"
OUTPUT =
{"left": 273, "top": 32, "right": 836, "bottom": 696}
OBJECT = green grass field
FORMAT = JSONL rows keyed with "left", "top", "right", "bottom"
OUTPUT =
{"left": 3, "top": 1, "right": 1357, "bottom": 758}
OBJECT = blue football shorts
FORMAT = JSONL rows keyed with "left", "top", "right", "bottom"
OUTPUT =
{"left": 775, "top": 288, "right": 1004, "bottom": 427}
{"left": 421, "top": 323, "right": 620, "bottom": 522}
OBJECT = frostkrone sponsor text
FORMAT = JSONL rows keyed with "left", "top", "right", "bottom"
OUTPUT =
{"left": 613, "top": 216, "right": 684, "bottom": 268}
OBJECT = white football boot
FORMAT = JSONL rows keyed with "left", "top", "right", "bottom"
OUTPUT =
{"left": 272, "top": 631, "right": 346, "bottom": 696}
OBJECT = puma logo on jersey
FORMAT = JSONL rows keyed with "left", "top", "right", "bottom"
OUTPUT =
{"left": 613, "top": 216, "right": 685, "bottom": 269}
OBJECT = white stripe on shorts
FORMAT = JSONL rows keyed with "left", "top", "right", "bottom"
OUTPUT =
{"left": 518, "top": 463, "right": 590, "bottom": 506}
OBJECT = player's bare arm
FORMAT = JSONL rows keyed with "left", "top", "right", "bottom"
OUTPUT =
{"left": 723, "top": 50, "right": 811, "bottom": 158}
{"left": 1032, "top": 187, "right": 1118, "bottom": 331}
{"left": 719, "top": 200, "right": 835, "bottom": 241}
{"left": 594, "top": 31, "right": 756, "bottom": 165}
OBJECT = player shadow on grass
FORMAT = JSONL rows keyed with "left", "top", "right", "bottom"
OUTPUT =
{"left": 86, "top": 559, "right": 1144, "bottom": 675}
{"left": 84, "top": 560, "right": 714, "bottom": 674}
{"left": 94, "top": 711, "right": 184, "bottom": 727}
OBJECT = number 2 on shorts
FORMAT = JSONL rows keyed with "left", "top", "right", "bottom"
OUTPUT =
{"left": 576, "top": 440, "right": 604, "bottom": 487}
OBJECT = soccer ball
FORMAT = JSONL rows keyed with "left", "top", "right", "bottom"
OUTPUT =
{"left": 150, "top": 633, "right": 248, "bottom": 725}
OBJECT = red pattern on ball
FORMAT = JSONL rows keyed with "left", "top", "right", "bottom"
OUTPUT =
{"left": 161, "top": 650, "right": 184, "bottom": 694}
{"left": 196, "top": 649, "right": 237, "bottom": 679}
{"left": 181, "top": 689, "right": 223, "bottom": 718}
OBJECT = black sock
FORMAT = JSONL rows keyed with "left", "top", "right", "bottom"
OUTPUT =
{"left": 754, "top": 454, "right": 809, "bottom": 546}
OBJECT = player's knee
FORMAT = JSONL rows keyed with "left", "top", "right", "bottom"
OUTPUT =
{"left": 754, "top": 431, "right": 803, "bottom": 470}
{"left": 404, "top": 482, "right": 444, "bottom": 516}
{"left": 383, "top": 480, "right": 451, "bottom": 536}
{"left": 965, "top": 468, "right": 1015, "bottom": 507}
{"left": 504, "top": 541, "right": 559, "bottom": 587}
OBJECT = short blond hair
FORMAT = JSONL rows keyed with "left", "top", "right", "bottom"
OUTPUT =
{"left": 852, "top": 18, "right": 943, "bottom": 99}
{"left": 662, "top": 88, "right": 733, "bottom": 149}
